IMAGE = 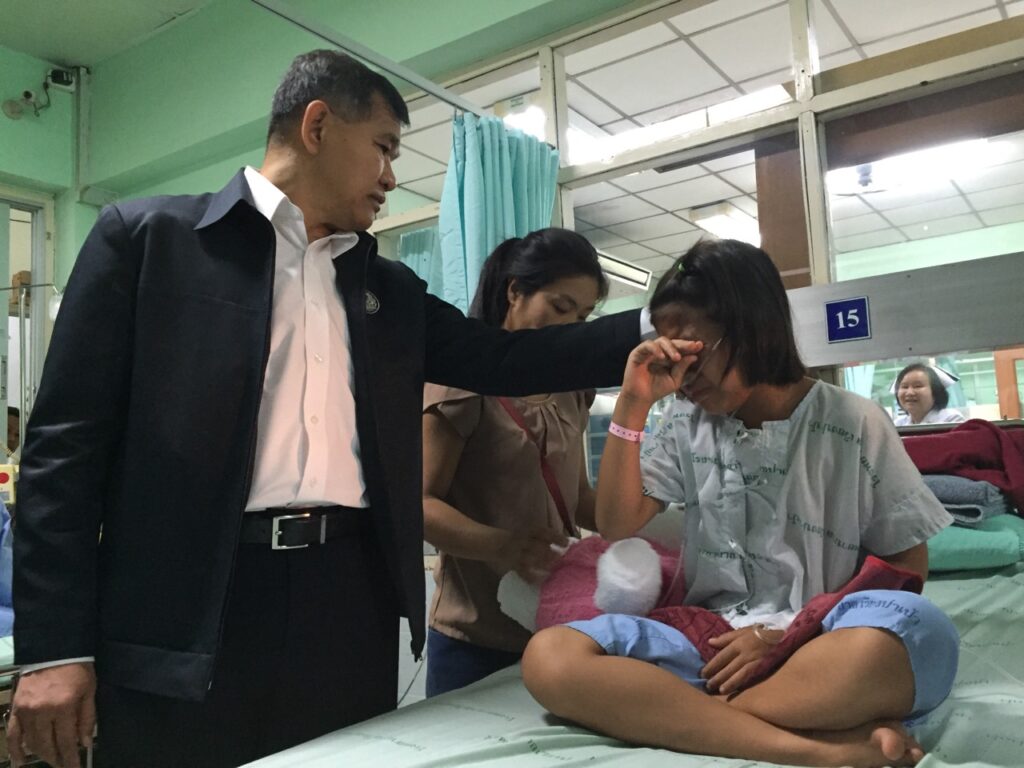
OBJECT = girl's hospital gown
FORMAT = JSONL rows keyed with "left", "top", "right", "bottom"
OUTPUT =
{"left": 570, "top": 381, "right": 959, "bottom": 718}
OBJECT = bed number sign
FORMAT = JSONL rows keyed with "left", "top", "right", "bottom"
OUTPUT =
{"left": 825, "top": 296, "right": 871, "bottom": 343}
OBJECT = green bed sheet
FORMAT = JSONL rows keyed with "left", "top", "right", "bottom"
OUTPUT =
{"left": 248, "top": 564, "right": 1024, "bottom": 768}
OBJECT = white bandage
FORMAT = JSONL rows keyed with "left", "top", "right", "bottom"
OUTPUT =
{"left": 594, "top": 537, "right": 663, "bottom": 616}
{"left": 497, "top": 571, "right": 541, "bottom": 632}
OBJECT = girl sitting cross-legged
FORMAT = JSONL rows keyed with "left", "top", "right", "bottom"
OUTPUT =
{"left": 521, "top": 238, "right": 958, "bottom": 768}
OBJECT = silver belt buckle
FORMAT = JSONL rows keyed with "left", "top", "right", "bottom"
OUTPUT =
{"left": 271, "top": 512, "right": 312, "bottom": 550}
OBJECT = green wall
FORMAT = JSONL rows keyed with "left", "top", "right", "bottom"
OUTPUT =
{"left": 0, "top": 46, "right": 73, "bottom": 190}
{"left": 87, "top": 0, "right": 638, "bottom": 196}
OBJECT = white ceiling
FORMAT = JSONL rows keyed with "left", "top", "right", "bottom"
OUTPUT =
{"left": 0, "top": 0, "right": 213, "bottom": 66}
{"left": 395, "top": 0, "right": 1021, "bottom": 289}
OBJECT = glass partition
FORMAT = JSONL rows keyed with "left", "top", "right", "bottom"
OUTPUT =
{"left": 825, "top": 81, "right": 1024, "bottom": 282}
{"left": 560, "top": 1, "right": 794, "bottom": 166}
{"left": 839, "top": 347, "right": 1013, "bottom": 424}
{"left": 571, "top": 128, "right": 806, "bottom": 317}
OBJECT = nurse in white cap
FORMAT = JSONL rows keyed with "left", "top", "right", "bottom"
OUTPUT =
{"left": 893, "top": 363, "right": 966, "bottom": 426}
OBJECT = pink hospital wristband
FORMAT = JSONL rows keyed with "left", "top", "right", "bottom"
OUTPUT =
{"left": 608, "top": 422, "right": 644, "bottom": 443}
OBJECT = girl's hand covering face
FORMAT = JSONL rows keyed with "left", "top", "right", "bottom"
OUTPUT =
{"left": 621, "top": 337, "right": 701, "bottom": 406}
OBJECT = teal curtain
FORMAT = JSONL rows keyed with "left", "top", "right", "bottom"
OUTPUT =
{"left": 398, "top": 226, "right": 444, "bottom": 298}
{"left": 438, "top": 113, "right": 560, "bottom": 313}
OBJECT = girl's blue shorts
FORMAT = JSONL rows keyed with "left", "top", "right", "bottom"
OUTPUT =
{"left": 567, "top": 589, "right": 958, "bottom": 719}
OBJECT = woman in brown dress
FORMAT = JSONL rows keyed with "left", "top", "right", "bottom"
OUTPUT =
{"left": 422, "top": 228, "right": 609, "bottom": 696}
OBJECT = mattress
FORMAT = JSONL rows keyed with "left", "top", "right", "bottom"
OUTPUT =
{"left": 248, "top": 563, "right": 1024, "bottom": 767}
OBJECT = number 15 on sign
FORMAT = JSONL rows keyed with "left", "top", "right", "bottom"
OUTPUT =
{"left": 825, "top": 296, "right": 871, "bottom": 343}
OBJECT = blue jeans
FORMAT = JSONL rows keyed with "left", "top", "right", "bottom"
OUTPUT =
{"left": 568, "top": 589, "right": 959, "bottom": 719}
{"left": 425, "top": 628, "right": 522, "bottom": 697}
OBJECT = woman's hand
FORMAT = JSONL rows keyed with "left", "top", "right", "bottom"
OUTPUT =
{"left": 494, "top": 526, "right": 568, "bottom": 584}
{"left": 702, "top": 625, "right": 784, "bottom": 694}
{"left": 620, "top": 338, "right": 700, "bottom": 408}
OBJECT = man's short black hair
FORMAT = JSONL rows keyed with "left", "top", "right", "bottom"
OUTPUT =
{"left": 267, "top": 49, "right": 410, "bottom": 143}
{"left": 649, "top": 238, "right": 806, "bottom": 387}
{"left": 7, "top": 406, "right": 18, "bottom": 419}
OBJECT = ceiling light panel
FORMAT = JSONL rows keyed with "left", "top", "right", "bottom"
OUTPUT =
{"left": 604, "top": 242, "right": 661, "bottom": 261}
{"left": 808, "top": 0, "right": 858, "bottom": 56}
{"left": 392, "top": 149, "right": 446, "bottom": 183}
{"left": 701, "top": 150, "right": 755, "bottom": 173}
{"left": 904, "top": 213, "right": 983, "bottom": 240}
{"left": 966, "top": 182, "right": 1024, "bottom": 211}
{"left": 576, "top": 41, "right": 728, "bottom": 116}
{"left": 566, "top": 81, "right": 623, "bottom": 125}
{"left": 607, "top": 212, "right": 695, "bottom": 241}
{"left": 632, "top": 254, "right": 678, "bottom": 271}
{"left": 565, "top": 23, "right": 677, "bottom": 75}
{"left": 717, "top": 164, "right": 758, "bottom": 194}
{"left": 979, "top": 203, "right": 1024, "bottom": 226}
{"left": 689, "top": 5, "right": 793, "bottom": 83}
{"left": 953, "top": 158, "right": 1024, "bottom": 195}
{"left": 842, "top": 182, "right": 961, "bottom": 212}
{"left": 575, "top": 195, "right": 663, "bottom": 227}
{"left": 572, "top": 182, "right": 629, "bottom": 207}
{"left": 833, "top": 229, "right": 906, "bottom": 253}
{"left": 638, "top": 230, "right": 705, "bottom": 255}
{"left": 401, "top": 122, "right": 454, "bottom": 163}
{"left": 401, "top": 175, "right": 445, "bottom": 202}
{"left": 828, "top": 195, "right": 874, "bottom": 221}
{"left": 667, "top": 0, "right": 781, "bottom": 35}
{"left": 633, "top": 86, "right": 739, "bottom": 126}
{"left": 613, "top": 164, "right": 707, "bottom": 194}
{"left": 883, "top": 196, "right": 972, "bottom": 227}
{"left": 638, "top": 174, "right": 741, "bottom": 212}
{"left": 582, "top": 229, "right": 629, "bottom": 249}
{"left": 728, "top": 195, "right": 759, "bottom": 216}
{"left": 830, "top": 212, "right": 891, "bottom": 238}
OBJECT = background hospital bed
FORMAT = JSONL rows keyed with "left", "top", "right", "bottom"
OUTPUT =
{"left": 246, "top": 561, "right": 1024, "bottom": 768}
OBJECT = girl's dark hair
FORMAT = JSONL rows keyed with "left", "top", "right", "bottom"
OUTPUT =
{"left": 649, "top": 238, "right": 805, "bottom": 386}
{"left": 469, "top": 228, "right": 609, "bottom": 327}
{"left": 895, "top": 363, "right": 949, "bottom": 410}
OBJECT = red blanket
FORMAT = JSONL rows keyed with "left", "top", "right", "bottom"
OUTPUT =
{"left": 649, "top": 555, "right": 922, "bottom": 690}
{"left": 535, "top": 536, "right": 684, "bottom": 631}
{"left": 538, "top": 539, "right": 921, "bottom": 693}
{"left": 901, "top": 419, "right": 1024, "bottom": 511}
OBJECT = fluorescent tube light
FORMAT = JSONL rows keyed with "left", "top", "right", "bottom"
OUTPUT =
{"left": 688, "top": 201, "right": 761, "bottom": 246}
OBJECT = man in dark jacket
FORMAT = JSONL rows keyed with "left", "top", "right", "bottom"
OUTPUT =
{"left": 9, "top": 50, "right": 647, "bottom": 767}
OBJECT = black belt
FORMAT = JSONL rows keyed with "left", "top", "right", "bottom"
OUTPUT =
{"left": 240, "top": 506, "right": 369, "bottom": 550}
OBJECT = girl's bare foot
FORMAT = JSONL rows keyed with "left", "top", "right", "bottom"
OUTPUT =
{"left": 810, "top": 720, "right": 924, "bottom": 767}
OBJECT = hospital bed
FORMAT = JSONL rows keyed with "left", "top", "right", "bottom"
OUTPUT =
{"left": 246, "top": 564, "right": 1024, "bottom": 767}
{"left": 247, "top": 420, "right": 1024, "bottom": 767}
